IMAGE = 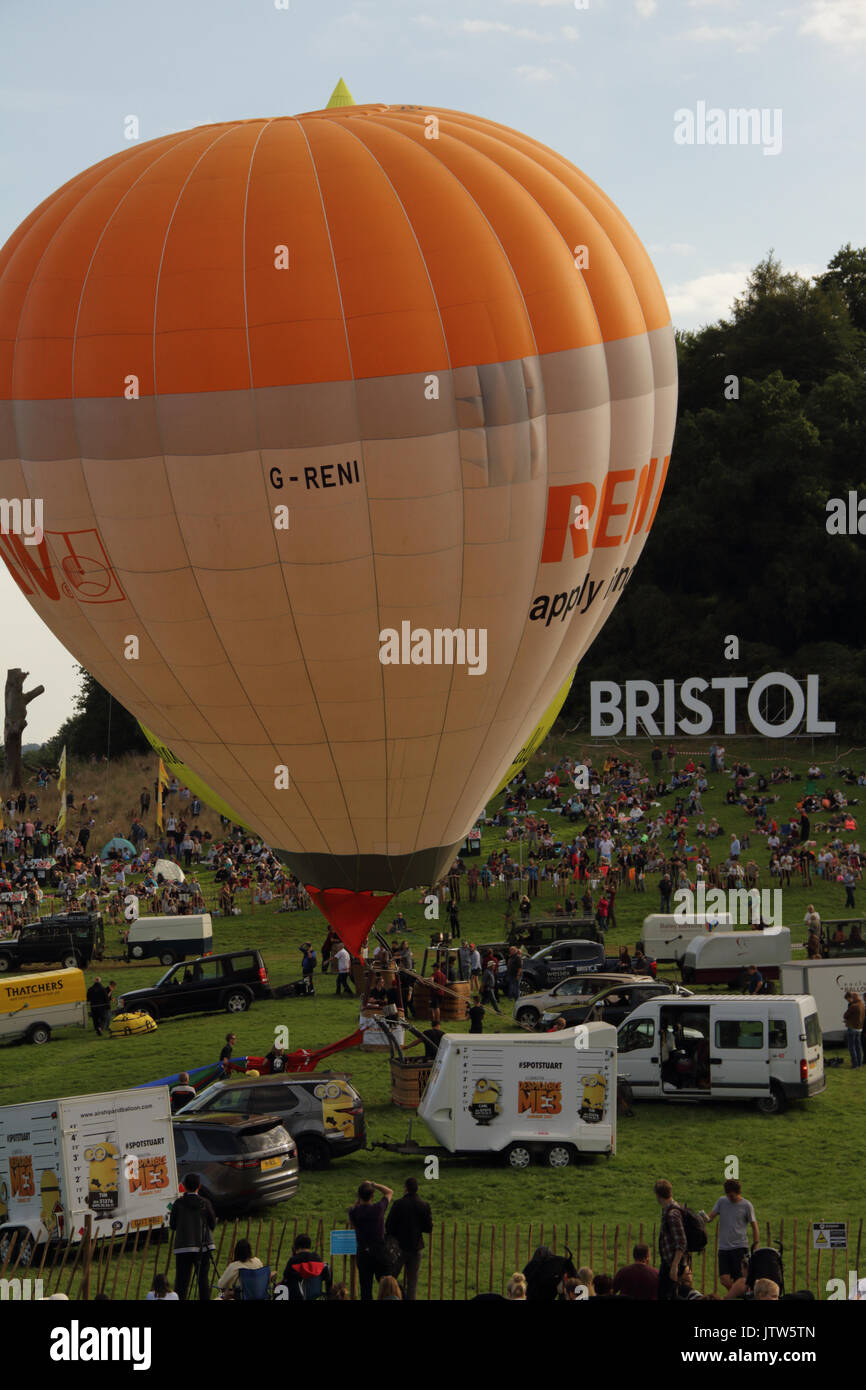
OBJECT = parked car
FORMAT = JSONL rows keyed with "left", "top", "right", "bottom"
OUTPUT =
{"left": 538, "top": 979, "right": 691, "bottom": 1031}
{"left": 176, "top": 1073, "right": 366, "bottom": 1170}
{"left": 516, "top": 940, "right": 607, "bottom": 992}
{"left": 116, "top": 949, "right": 273, "bottom": 1021}
{"left": 0, "top": 911, "right": 104, "bottom": 974}
{"left": 514, "top": 972, "right": 656, "bottom": 1028}
{"left": 171, "top": 1112, "right": 298, "bottom": 1211}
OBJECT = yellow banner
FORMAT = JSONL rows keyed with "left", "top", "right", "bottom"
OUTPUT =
{"left": 56, "top": 745, "right": 67, "bottom": 832}
{"left": 140, "top": 723, "right": 248, "bottom": 828}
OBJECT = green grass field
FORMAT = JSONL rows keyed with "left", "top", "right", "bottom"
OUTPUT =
{"left": 3, "top": 734, "right": 864, "bottom": 1296}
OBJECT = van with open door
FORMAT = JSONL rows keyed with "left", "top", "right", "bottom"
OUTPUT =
{"left": 616, "top": 994, "right": 824, "bottom": 1114}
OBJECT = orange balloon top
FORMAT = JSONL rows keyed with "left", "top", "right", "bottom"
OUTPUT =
{"left": 0, "top": 105, "right": 670, "bottom": 401}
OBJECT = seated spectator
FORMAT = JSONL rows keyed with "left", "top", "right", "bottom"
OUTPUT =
{"left": 613, "top": 1243, "right": 659, "bottom": 1300}
{"left": 146, "top": 1274, "right": 179, "bottom": 1301}
{"left": 218, "top": 1239, "right": 263, "bottom": 1297}
{"left": 278, "top": 1233, "right": 333, "bottom": 1301}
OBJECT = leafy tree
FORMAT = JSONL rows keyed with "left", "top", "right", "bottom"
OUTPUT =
{"left": 39, "top": 669, "right": 148, "bottom": 764}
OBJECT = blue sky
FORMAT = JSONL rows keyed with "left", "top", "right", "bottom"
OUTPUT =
{"left": 2, "top": 0, "right": 865, "bottom": 740}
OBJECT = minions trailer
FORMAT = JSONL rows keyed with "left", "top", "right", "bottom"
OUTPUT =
{"left": 417, "top": 1023, "right": 617, "bottom": 1170}
{"left": 0, "top": 1086, "right": 177, "bottom": 1265}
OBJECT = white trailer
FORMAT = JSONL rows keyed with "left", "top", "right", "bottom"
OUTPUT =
{"left": 0, "top": 1085, "right": 178, "bottom": 1266}
{"left": 641, "top": 913, "right": 733, "bottom": 964}
{"left": 417, "top": 1022, "right": 616, "bottom": 1170}
{"left": 681, "top": 927, "right": 792, "bottom": 985}
{"left": 779, "top": 958, "right": 866, "bottom": 1044}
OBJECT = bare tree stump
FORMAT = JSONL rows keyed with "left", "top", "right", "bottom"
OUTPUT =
{"left": 4, "top": 668, "right": 44, "bottom": 790}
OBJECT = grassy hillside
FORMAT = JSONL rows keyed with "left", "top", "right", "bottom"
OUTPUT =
{"left": 3, "top": 735, "right": 864, "bottom": 1296}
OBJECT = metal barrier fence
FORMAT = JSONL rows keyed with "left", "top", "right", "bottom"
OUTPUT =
{"left": 1, "top": 1213, "right": 861, "bottom": 1301}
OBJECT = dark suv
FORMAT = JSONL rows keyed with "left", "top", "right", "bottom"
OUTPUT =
{"left": 172, "top": 1113, "right": 298, "bottom": 1212}
{"left": 177, "top": 1072, "right": 366, "bottom": 1170}
{"left": 117, "top": 950, "right": 273, "bottom": 1020}
{"left": 0, "top": 911, "right": 104, "bottom": 974}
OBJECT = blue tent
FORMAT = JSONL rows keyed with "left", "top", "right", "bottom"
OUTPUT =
{"left": 99, "top": 836, "right": 137, "bottom": 860}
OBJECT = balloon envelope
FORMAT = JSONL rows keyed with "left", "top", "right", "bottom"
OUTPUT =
{"left": 0, "top": 102, "right": 676, "bottom": 939}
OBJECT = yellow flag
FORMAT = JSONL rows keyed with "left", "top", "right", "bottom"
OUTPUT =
{"left": 156, "top": 758, "right": 169, "bottom": 830}
{"left": 57, "top": 746, "right": 67, "bottom": 832}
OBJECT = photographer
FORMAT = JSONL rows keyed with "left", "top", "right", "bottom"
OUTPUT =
{"left": 170, "top": 1173, "right": 216, "bottom": 1301}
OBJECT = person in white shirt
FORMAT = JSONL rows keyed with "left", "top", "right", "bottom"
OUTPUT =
{"left": 335, "top": 944, "right": 353, "bottom": 995}
{"left": 217, "top": 1239, "right": 263, "bottom": 1296}
{"left": 146, "top": 1274, "right": 180, "bottom": 1300}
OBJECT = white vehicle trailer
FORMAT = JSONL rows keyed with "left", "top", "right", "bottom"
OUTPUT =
{"left": 0, "top": 1085, "right": 177, "bottom": 1266}
{"left": 641, "top": 913, "right": 733, "bottom": 964}
{"left": 417, "top": 1021, "right": 616, "bottom": 1170}
{"left": 780, "top": 958, "right": 866, "bottom": 1044}
{"left": 681, "top": 927, "right": 792, "bottom": 985}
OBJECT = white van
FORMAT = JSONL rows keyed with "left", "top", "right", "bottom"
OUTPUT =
{"left": 617, "top": 994, "right": 824, "bottom": 1114}
{"left": 0, "top": 969, "right": 87, "bottom": 1045}
{"left": 126, "top": 913, "right": 213, "bottom": 966}
{"left": 417, "top": 1022, "right": 617, "bottom": 1169}
{"left": 681, "top": 927, "right": 792, "bottom": 985}
{"left": 779, "top": 959, "right": 866, "bottom": 1044}
{"left": 641, "top": 913, "right": 733, "bottom": 964}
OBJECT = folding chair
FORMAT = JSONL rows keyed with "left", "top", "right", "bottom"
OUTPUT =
{"left": 236, "top": 1266, "right": 272, "bottom": 1301}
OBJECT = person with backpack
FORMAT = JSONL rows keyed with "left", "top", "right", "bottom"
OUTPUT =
{"left": 702, "top": 1179, "right": 759, "bottom": 1290}
{"left": 385, "top": 1177, "right": 433, "bottom": 1301}
{"left": 654, "top": 1179, "right": 690, "bottom": 1299}
{"left": 278, "top": 1234, "right": 332, "bottom": 1301}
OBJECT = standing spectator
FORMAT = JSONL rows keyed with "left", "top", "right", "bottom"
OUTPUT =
{"left": 659, "top": 873, "right": 672, "bottom": 913}
{"left": 667, "top": 742, "right": 676, "bottom": 772}
{"left": 219, "top": 1032, "right": 237, "bottom": 1074}
{"left": 86, "top": 976, "right": 111, "bottom": 1036}
{"left": 335, "top": 944, "right": 353, "bottom": 995}
{"left": 468, "top": 995, "right": 485, "bottom": 1034}
{"left": 613, "top": 1243, "right": 659, "bottom": 1300}
{"left": 480, "top": 959, "right": 502, "bottom": 1014}
{"left": 703, "top": 1179, "right": 758, "bottom": 1290}
{"left": 170, "top": 1174, "right": 215, "bottom": 1302}
{"left": 843, "top": 866, "right": 857, "bottom": 910}
{"left": 385, "top": 1177, "right": 433, "bottom": 1301}
{"left": 300, "top": 942, "right": 317, "bottom": 996}
{"left": 746, "top": 964, "right": 764, "bottom": 995}
{"left": 429, "top": 961, "right": 447, "bottom": 1027}
{"left": 348, "top": 1180, "right": 393, "bottom": 1303}
{"left": 469, "top": 942, "right": 482, "bottom": 990}
{"left": 505, "top": 947, "right": 523, "bottom": 1001}
{"left": 140, "top": 787, "right": 151, "bottom": 816}
{"left": 843, "top": 991, "right": 864, "bottom": 1069}
{"left": 654, "top": 1179, "right": 688, "bottom": 1299}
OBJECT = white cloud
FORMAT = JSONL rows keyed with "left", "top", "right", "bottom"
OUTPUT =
{"left": 635, "top": 0, "right": 658, "bottom": 15}
{"left": 516, "top": 64, "right": 558, "bottom": 82}
{"left": 561, "top": 24, "right": 582, "bottom": 40}
{"left": 649, "top": 242, "right": 698, "bottom": 256}
{"left": 685, "top": 21, "right": 782, "bottom": 50}
{"left": 800, "top": 0, "right": 866, "bottom": 44}
{"left": 461, "top": 19, "right": 553, "bottom": 40}
{"left": 666, "top": 266, "right": 752, "bottom": 324}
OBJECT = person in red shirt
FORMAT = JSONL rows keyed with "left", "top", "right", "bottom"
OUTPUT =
{"left": 430, "top": 963, "right": 447, "bottom": 1026}
{"left": 613, "top": 1243, "right": 659, "bottom": 1300}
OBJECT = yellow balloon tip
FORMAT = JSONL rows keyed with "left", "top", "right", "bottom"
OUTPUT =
{"left": 327, "top": 78, "right": 356, "bottom": 109}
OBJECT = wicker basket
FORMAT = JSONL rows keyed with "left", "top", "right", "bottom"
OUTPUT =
{"left": 390, "top": 1057, "right": 434, "bottom": 1109}
{"left": 412, "top": 978, "right": 470, "bottom": 1021}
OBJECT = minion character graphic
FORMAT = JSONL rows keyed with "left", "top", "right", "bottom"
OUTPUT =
{"left": 578, "top": 1073, "right": 607, "bottom": 1124}
{"left": 315, "top": 1080, "right": 356, "bottom": 1141}
{"left": 84, "top": 1141, "right": 120, "bottom": 1214}
{"left": 39, "top": 1171, "right": 64, "bottom": 1240}
{"left": 467, "top": 1078, "right": 502, "bottom": 1126}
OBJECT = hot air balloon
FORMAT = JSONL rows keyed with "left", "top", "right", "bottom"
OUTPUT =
{"left": 0, "top": 97, "right": 676, "bottom": 952}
